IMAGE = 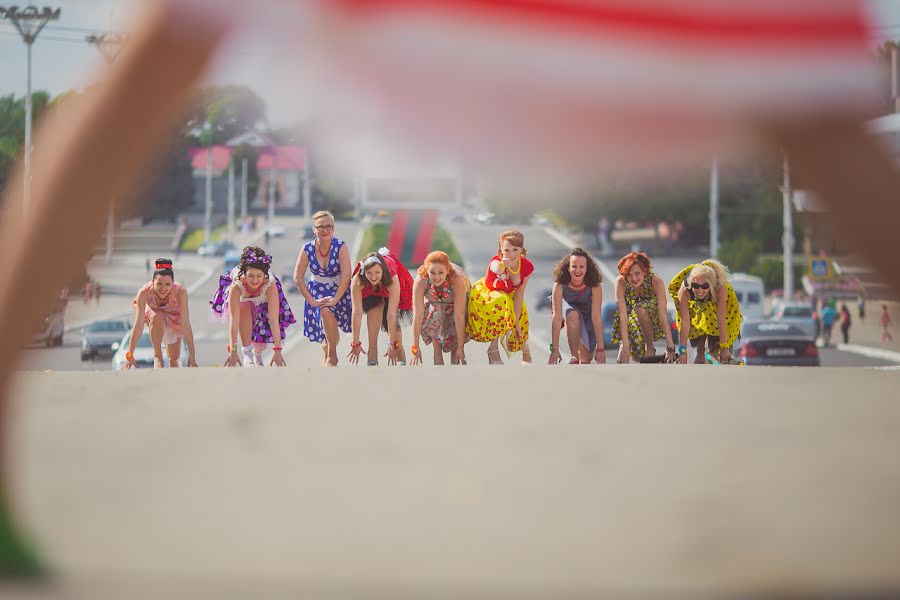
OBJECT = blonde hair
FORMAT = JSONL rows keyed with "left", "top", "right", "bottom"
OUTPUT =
{"left": 688, "top": 259, "right": 730, "bottom": 291}
{"left": 312, "top": 210, "right": 334, "bottom": 222}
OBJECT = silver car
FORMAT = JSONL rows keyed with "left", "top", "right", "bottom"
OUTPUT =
{"left": 81, "top": 319, "right": 130, "bottom": 360}
{"left": 736, "top": 321, "right": 820, "bottom": 367}
{"left": 772, "top": 302, "right": 817, "bottom": 339}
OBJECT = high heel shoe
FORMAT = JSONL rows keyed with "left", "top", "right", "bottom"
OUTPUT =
{"left": 487, "top": 348, "right": 503, "bottom": 365}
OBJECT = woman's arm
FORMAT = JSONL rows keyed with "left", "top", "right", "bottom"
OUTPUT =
{"left": 266, "top": 283, "right": 286, "bottom": 366}
{"left": 590, "top": 284, "right": 606, "bottom": 363}
{"left": 451, "top": 276, "right": 468, "bottom": 364}
{"left": 225, "top": 284, "right": 242, "bottom": 366}
{"left": 124, "top": 287, "right": 148, "bottom": 368}
{"left": 549, "top": 283, "right": 563, "bottom": 364}
{"left": 676, "top": 286, "right": 692, "bottom": 364}
{"left": 652, "top": 275, "right": 675, "bottom": 362}
{"left": 348, "top": 278, "right": 364, "bottom": 364}
{"left": 489, "top": 259, "right": 503, "bottom": 275}
{"left": 410, "top": 276, "right": 426, "bottom": 365}
{"left": 715, "top": 284, "right": 731, "bottom": 361}
{"left": 386, "top": 276, "right": 402, "bottom": 364}
{"left": 178, "top": 288, "right": 197, "bottom": 367}
{"left": 331, "top": 245, "right": 353, "bottom": 306}
{"left": 615, "top": 277, "right": 630, "bottom": 354}
{"left": 293, "top": 247, "right": 317, "bottom": 306}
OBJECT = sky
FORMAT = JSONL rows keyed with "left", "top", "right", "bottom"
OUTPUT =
{"left": 2, "top": 0, "right": 900, "bottom": 128}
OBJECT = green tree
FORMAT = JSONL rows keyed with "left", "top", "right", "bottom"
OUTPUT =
{"left": 130, "top": 138, "right": 196, "bottom": 223}
{"left": 0, "top": 91, "right": 51, "bottom": 193}
{"left": 182, "top": 85, "right": 268, "bottom": 145}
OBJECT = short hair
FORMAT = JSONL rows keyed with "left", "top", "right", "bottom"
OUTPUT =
{"left": 617, "top": 251, "right": 652, "bottom": 277}
{"left": 417, "top": 251, "right": 457, "bottom": 281}
{"left": 552, "top": 247, "right": 602, "bottom": 287}
{"left": 497, "top": 230, "right": 526, "bottom": 256}
{"left": 312, "top": 210, "right": 334, "bottom": 222}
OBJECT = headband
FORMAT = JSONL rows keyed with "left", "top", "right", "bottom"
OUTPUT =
{"left": 363, "top": 255, "right": 382, "bottom": 268}
{"left": 244, "top": 251, "right": 272, "bottom": 266}
{"left": 155, "top": 261, "right": 173, "bottom": 270}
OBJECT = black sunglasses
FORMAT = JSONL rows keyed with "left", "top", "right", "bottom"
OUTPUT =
{"left": 690, "top": 282, "right": 710, "bottom": 290}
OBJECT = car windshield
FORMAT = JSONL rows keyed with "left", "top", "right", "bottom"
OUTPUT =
{"left": 122, "top": 332, "right": 153, "bottom": 348}
{"left": 744, "top": 322, "right": 807, "bottom": 337}
{"left": 89, "top": 321, "right": 128, "bottom": 333}
{"left": 782, "top": 306, "right": 813, "bottom": 317}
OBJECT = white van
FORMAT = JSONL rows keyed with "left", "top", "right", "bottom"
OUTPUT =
{"left": 730, "top": 273, "right": 765, "bottom": 321}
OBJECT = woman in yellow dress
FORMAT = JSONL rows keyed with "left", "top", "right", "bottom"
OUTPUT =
{"left": 466, "top": 230, "right": 534, "bottom": 364}
{"left": 669, "top": 259, "right": 743, "bottom": 364}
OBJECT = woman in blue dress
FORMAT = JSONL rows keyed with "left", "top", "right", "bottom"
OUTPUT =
{"left": 293, "top": 210, "right": 352, "bottom": 366}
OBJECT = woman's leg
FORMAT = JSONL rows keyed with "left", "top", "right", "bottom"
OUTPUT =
{"left": 321, "top": 306, "right": 339, "bottom": 366}
{"left": 433, "top": 342, "right": 444, "bottom": 365}
{"left": 634, "top": 306, "right": 655, "bottom": 356}
{"left": 148, "top": 312, "right": 165, "bottom": 368}
{"left": 394, "top": 325, "right": 407, "bottom": 364}
{"left": 166, "top": 336, "right": 182, "bottom": 367}
{"left": 564, "top": 310, "right": 582, "bottom": 362}
{"left": 578, "top": 342, "right": 593, "bottom": 364}
{"left": 487, "top": 337, "right": 503, "bottom": 365}
{"left": 693, "top": 336, "right": 707, "bottom": 364}
{"left": 366, "top": 305, "right": 381, "bottom": 363}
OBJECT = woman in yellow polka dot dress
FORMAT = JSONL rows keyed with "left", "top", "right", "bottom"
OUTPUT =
{"left": 669, "top": 259, "right": 743, "bottom": 364}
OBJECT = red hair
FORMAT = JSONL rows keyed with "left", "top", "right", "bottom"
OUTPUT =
{"left": 417, "top": 251, "right": 456, "bottom": 281}
{"left": 617, "top": 251, "right": 652, "bottom": 277}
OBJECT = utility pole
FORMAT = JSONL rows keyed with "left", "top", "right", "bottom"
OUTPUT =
{"left": 892, "top": 43, "right": 898, "bottom": 113}
{"left": 709, "top": 155, "right": 720, "bottom": 259}
{"left": 302, "top": 152, "right": 312, "bottom": 222}
{"left": 1, "top": 5, "right": 61, "bottom": 216}
{"left": 782, "top": 152, "right": 795, "bottom": 300}
{"left": 204, "top": 122, "right": 214, "bottom": 243}
{"left": 241, "top": 158, "right": 248, "bottom": 220}
{"left": 86, "top": 31, "right": 126, "bottom": 263}
{"left": 227, "top": 159, "right": 235, "bottom": 237}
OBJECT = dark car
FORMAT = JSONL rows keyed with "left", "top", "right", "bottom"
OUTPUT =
{"left": 736, "top": 321, "right": 820, "bottom": 367}
{"left": 81, "top": 319, "right": 131, "bottom": 360}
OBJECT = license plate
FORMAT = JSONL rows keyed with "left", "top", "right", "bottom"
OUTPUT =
{"left": 766, "top": 347, "right": 796, "bottom": 357}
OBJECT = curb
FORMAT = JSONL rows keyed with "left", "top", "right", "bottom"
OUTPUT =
{"left": 836, "top": 343, "right": 900, "bottom": 364}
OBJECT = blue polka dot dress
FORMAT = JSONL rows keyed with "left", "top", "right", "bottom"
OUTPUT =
{"left": 303, "top": 238, "right": 352, "bottom": 342}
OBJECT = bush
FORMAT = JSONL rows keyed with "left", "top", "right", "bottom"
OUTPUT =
{"left": 750, "top": 257, "right": 807, "bottom": 292}
{"left": 718, "top": 236, "right": 762, "bottom": 273}
{"left": 356, "top": 222, "right": 389, "bottom": 261}
{"left": 180, "top": 224, "right": 227, "bottom": 252}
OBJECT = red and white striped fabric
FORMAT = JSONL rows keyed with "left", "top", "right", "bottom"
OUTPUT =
{"left": 307, "top": 0, "right": 881, "bottom": 174}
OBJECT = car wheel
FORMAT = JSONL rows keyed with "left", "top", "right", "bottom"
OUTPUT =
{"left": 81, "top": 352, "right": 90, "bottom": 361}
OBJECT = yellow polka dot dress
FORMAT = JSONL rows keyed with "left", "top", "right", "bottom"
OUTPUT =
{"left": 668, "top": 264, "right": 743, "bottom": 347}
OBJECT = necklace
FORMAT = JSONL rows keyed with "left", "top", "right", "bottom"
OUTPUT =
{"left": 506, "top": 257, "right": 522, "bottom": 275}
{"left": 316, "top": 239, "right": 331, "bottom": 258}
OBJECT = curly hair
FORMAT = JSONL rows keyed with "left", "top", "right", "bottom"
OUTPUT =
{"left": 357, "top": 252, "right": 394, "bottom": 289}
{"left": 617, "top": 251, "right": 652, "bottom": 277}
{"left": 238, "top": 245, "right": 272, "bottom": 277}
{"left": 552, "top": 247, "right": 602, "bottom": 287}
{"left": 687, "top": 258, "right": 730, "bottom": 291}
{"left": 417, "top": 251, "right": 457, "bottom": 282}
{"left": 497, "top": 229, "right": 527, "bottom": 256}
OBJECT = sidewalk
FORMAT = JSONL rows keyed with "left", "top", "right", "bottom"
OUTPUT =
{"left": 833, "top": 299, "right": 900, "bottom": 362}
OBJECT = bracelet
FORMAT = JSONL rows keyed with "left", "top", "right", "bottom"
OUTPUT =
{"left": 350, "top": 341, "right": 362, "bottom": 348}
{"left": 273, "top": 347, "right": 283, "bottom": 351}
{"left": 410, "top": 345, "right": 419, "bottom": 355}
{"left": 227, "top": 345, "right": 236, "bottom": 354}
{"left": 389, "top": 341, "right": 400, "bottom": 349}
{"left": 549, "top": 343, "right": 556, "bottom": 352}
{"left": 125, "top": 351, "right": 134, "bottom": 362}
{"left": 666, "top": 346, "right": 676, "bottom": 353}
{"left": 677, "top": 345, "right": 687, "bottom": 354}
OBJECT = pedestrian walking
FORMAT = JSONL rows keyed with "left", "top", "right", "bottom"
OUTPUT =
{"left": 821, "top": 303, "right": 837, "bottom": 346}
{"left": 669, "top": 259, "right": 742, "bottom": 364}
{"left": 83, "top": 280, "right": 93, "bottom": 304}
{"left": 857, "top": 294, "right": 865, "bottom": 321}
{"left": 410, "top": 251, "right": 471, "bottom": 366}
{"left": 94, "top": 282, "right": 102, "bottom": 305}
{"left": 211, "top": 246, "right": 295, "bottom": 367}
{"left": 293, "top": 210, "right": 353, "bottom": 367}
{"left": 548, "top": 248, "right": 606, "bottom": 365}
{"left": 882, "top": 305, "right": 894, "bottom": 343}
{"left": 124, "top": 259, "right": 198, "bottom": 369}
{"left": 839, "top": 303, "right": 852, "bottom": 344}
{"left": 611, "top": 251, "right": 676, "bottom": 363}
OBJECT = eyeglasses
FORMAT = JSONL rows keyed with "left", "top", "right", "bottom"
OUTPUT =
{"left": 315, "top": 225, "right": 334, "bottom": 231}
{"left": 690, "top": 282, "right": 710, "bottom": 290}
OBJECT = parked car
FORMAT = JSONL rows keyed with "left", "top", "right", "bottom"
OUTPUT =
{"left": 473, "top": 211, "right": 496, "bottom": 225}
{"left": 281, "top": 270, "right": 299, "bottom": 293}
{"left": 111, "top": 330, "right": 155, "bottom": 369}
{"left": 736, "top": 321, "right": 820, "bottom": 366}
{"left": 32, "top": 297, "right": 66, "bottom": 347}
{"left": 772, "top": 302, "right": 817, "bottom": 339}
{"left": 267, "top": 223, "right": 286, "bottom": 238}
{"left": 198, "top": 239, "right": 236, "bottom": 257}
{"left": 300, "top": 225, "right": 315, "bottom": 239}
{"left": 81, "top": 319, "right": 130, "bottom": 360}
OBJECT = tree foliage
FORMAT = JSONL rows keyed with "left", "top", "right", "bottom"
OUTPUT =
{"left": 0, "top": 91, "right": 50, "bottom": 192}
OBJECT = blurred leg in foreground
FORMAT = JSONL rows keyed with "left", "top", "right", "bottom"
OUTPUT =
{"left": 0, "top": 1, "right": 226, "bottom": 576}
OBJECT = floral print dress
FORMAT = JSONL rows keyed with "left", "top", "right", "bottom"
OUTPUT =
{"left": 611, "top": 275, "right": 666, "bottom": 360}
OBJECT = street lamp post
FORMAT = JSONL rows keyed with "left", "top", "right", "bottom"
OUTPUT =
{"left": 0, "top": 5, "right": 61, "bottom": 215}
